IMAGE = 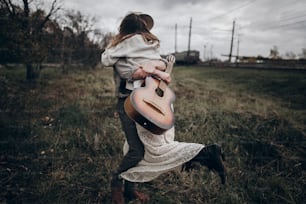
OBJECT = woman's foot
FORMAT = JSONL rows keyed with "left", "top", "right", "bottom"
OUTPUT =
{"left": 200, "top": 144, "right": 227, "bottom": 184}
{"left": 184, "top": 144, "right": 227, "bottom": 184}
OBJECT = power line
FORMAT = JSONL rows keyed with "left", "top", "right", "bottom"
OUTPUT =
{"left": 207, "top": 0, "right": 257, "bottom": 22}
{"left": 264, "top": 19, "right": 306, "bottom": 30}
{"left": 240, "top": 13, "right": 306, "bottom": 31}
{"left": 249, "top": 16, "right": 306, "bottom": 31}
{"left": 281, "top": 4, "right": 306, "bottom": 18}
{"left": 171, "top": 0, "right": 305, "bottom": 57}
{"left": 280, "top": 13, "right": 306, "bottom": 23}
{"left": 239, "top": 2, "right": 306, "bottom": 31}
{"left": 174, "top": 0, "right": 258, "bottom": 33}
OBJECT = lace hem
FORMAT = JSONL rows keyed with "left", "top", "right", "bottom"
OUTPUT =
{"left": 120, "top": 125, "right": 204, "bottom": 182}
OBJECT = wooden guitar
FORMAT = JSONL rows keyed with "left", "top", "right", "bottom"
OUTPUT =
{"left": 124, "top": 56, "right": 176, "bottom": 134}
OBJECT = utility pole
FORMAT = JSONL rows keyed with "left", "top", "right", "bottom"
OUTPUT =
{"left": 236, "top": 39, "right": 240, "bottom": 63}
{"left": 228, "top": 20, "right": 235, "bottom": 62}
{"left": 210, "top": 44, "right": 213, "bottom": 60}
{"left": 203, "top": 45, "right": 206, "bottom": 61}
{"left": 187, "top": 17, "right": 192, "bottom": 56}
{"left": 175, "top": 23, "right": 177, "bottom": 53}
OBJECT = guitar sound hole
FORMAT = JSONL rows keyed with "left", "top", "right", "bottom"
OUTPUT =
{"left": 144, "top": 101, "right": 164, "bottom": 115}
{"left": 155, "top": 88, "right": 164, "bottom": 97}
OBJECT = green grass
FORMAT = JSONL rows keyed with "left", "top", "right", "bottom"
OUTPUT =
{"left": 0, "top": 66, "right": 305, "bottom": 203}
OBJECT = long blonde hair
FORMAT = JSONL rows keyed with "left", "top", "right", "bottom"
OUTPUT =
{"left": 109, "top": 13, "right": 160, "bottom": 48}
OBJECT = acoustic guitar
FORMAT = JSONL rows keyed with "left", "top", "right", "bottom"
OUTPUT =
{"left": 124, "top": 56, "right": 176, "bottom": 134}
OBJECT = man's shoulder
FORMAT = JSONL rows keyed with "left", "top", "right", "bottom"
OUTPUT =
{"left": 125, "top": 34, "right": 144, "bottom": 44}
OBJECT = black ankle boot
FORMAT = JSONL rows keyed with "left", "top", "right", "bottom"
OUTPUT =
{"left": 199, "top": 144, "right": 226, "bottom": 184}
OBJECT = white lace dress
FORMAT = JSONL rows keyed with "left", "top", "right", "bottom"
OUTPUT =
{"left": 120, "top": 124, "right": 204, "bottom": 182}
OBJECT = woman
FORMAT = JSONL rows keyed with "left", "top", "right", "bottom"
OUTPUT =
{"left": 101, "top": 12, "right": 226, "bottom": 204}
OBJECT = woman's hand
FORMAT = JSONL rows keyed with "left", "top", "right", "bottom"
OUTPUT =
{"left": 132, "top": 68, "right": 171, "bottom": 83}
{"left": 139, "top": 60, "right": 167, "bottom": 73}
{"left": 132, "top": 68, "right": 150, "bottom": 79}
{"left": 132, "top": 60, "right": 170, "bottom": 83}
{"left": 152, "top": 69, "right": 171, "bottom": 83}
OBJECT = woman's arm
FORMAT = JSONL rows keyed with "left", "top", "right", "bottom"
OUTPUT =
{"left": 132, "top": 60, "right": 171, "bottom": 83}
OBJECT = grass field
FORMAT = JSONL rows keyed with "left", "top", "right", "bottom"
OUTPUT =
{"left": 0, "top": 66, "right": 305, "bottom": 203}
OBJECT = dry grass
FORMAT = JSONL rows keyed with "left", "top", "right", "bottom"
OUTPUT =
{"left": 0, "top": 66, "right": 305, "bottom": 203}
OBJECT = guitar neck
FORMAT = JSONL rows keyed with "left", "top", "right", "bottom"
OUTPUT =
{"left": 158, "top": 61, "right": 174, "bottom": 93}
{"left": 165, "top": 61, "right": 174, "bottom": 74}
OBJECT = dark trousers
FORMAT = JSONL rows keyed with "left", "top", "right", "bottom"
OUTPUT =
{"left": 114, "top": 97, "right": 144, "bottom": 176}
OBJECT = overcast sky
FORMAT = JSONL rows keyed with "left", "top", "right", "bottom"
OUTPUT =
{"left": 62, "top": 0, "right": 306, "bottom": 60}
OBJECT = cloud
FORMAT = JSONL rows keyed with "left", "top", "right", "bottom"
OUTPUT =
{"left": 63, "top": 0, "right": 306, "bottom": 59}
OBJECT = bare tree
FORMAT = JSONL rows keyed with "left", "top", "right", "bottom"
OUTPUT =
{"left": 63, "top": 10, "right": 102, "bottom": 68}
{"left": 0, "top": 0, "right": 61, "bottom": 81}
{"left": 284, "top": 51, "right": 296, "bottom": 59}
{"left": 65, "top": 10, "right": 96, "bottom": 35}
{"left": 270, "top": 45, "right": 280, "bottom": 59}
{"left": 300, "top": 48, "right": 306, "bottom": 59}
{"left": 100, "top": 32, "right": 114, "bottom": 51}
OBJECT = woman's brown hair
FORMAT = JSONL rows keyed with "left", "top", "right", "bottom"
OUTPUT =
{"left": 109, "top": 13, "right": 160, "bottom": 48}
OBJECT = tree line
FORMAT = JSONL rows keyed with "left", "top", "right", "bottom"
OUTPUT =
{"left": 0, "top": 0, "right": 111, "bottom": 81}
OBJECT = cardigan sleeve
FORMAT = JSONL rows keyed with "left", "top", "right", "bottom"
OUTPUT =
{"left": 101, "top": 35, "right": 161, "bottom": 67}
{"left": 115, "top": 58, "right": 139, "bottom": 80}
{"left": 101, "top": 48, "right": 119, "bottom": 66}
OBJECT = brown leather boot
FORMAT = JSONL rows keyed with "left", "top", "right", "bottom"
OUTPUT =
{"left": 111, "top": 186, "right": 124, "bottom": 204}
{"left": 124, "top": 181, "right": 150, "bottom": 203}
{"left": 124, "top": 190, "right": 150, "bottom": 203}
{"left": 111, "top": 177, "right": 124, "bottom": 204}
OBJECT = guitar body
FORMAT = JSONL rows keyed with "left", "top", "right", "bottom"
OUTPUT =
{"left": 124, "top": 76, "right": 176, "bottom": 134}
